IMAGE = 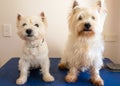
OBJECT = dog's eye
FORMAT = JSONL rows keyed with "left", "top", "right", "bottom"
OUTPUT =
{"left": 22, "top": 23, "right": 27, "bottom": 27}
{"left": 92, "top": 16, "right": 95, "bottom": 20}
{"left": 78, "top": 16, "right": 82, "bottom": 20}
{"left": 34, "top": 24, "right": 39, "bottom": 27}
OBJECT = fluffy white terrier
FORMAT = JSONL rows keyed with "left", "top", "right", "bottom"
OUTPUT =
{"left": 59, "top": 0, "right": 107, "bottom": 86}
{"left": 16, "top": 12, "right": 54, "bottom": 85}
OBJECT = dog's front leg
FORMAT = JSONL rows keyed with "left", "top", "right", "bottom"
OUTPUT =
{"left": 65, "top": 67, "right": 78, "bottom": 83}
{"left": 16, "top": 60, "right": 30, "bottom": 85}
{"left": 90, "top": 67, "right": 104, "bottom": 86}
{"left": 41, "top": 57, "right": 54, "bottom": 82}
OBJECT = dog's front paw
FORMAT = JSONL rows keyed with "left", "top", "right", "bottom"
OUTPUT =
{"left": 90, "top": 77, "right": 104, "bottom": 86}
{"left": 43, "top": 74, "right": 54, "bottom": 82}
{"left": 65, "top": 74, "right": 77, "bottom": 83}
{"left": 16, "top": 77, "right": 27, "bottom": 85}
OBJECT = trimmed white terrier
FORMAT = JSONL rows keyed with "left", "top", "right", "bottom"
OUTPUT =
{"left": 59, "top": 0, "right": 107, "bottom": 86}
{"left": 16, "top": 12, "right": 54, "bottom": 85}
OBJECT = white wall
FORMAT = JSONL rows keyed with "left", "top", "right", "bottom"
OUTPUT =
{"left": 0, "top": 0, "right": 120, "bottom": 63}
{"left": 103, "top": 0, "right": 120, "bottom": 63}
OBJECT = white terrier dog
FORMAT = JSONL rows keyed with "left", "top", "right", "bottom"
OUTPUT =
{"left": 59, "top": 0, "right": 107, "bottom": 86}
{"left": 16, "top": 12, "right": 54, "bottom": 85}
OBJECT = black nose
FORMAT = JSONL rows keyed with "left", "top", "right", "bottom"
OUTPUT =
{"left": 26, "top": 29, "right": 32, "bottom": 35}
{"left": 84, "top": 23, "right": 91, "bottom": 29}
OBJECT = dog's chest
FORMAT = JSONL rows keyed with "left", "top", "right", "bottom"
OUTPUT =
{"left": 29, "top": 47, "right": 39, "bottom": 56}
{"left": 24, "top": 45, "right": 43, "bottom": 58}
{"left": 23, "top": 46, "right": 44, "bottom": 68}
{"left": 27, "top": 47, "right": 40, "bottom": 56}
{"left": 73, "top": 41, "right": 90, "bottom": 55}
{"left": 73, "top": 38, "right": 100, "bottom": 55}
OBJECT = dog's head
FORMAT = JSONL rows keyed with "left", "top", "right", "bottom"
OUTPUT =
{"left": 69, "top": 0, "right": 107, "bottom": 38}
{"left": 17, "top": 12, "right": 47, "bottom": 41}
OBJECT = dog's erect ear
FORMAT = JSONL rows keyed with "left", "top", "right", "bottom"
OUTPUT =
{"left": 40, "top": 12, "right": 45, "bottom": 21}
{"left": 96, "top": 0, "right": 105, "bottom": 12}
{"left": 71, "top": 1, "right": 79, "bottom": 14}
{"left": 17, "top": 14, "right": 22, "bottom": 21}
{"left": 17, "top": 14, "right": 24, "bottom": 21}
{"left": 40, "top": 12, "right": 47, "bottom": 26}
{"left": 72, "top": 0, "right": 79, "bottom": 9}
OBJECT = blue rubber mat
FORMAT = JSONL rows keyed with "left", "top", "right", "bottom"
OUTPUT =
{"left": 0, "top": 58, "right": 120, "bottom": 86}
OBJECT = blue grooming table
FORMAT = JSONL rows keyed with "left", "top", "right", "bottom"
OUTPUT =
{"left": 0, "top": 58, "right": 120, "bottom": 86}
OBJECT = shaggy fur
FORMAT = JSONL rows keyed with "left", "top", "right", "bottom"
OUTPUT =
{"left": 16, "top": 12, "right": 54, "bottom": 85}
{"left": 59, "top": 0, "right": 107, "bottom": 86}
